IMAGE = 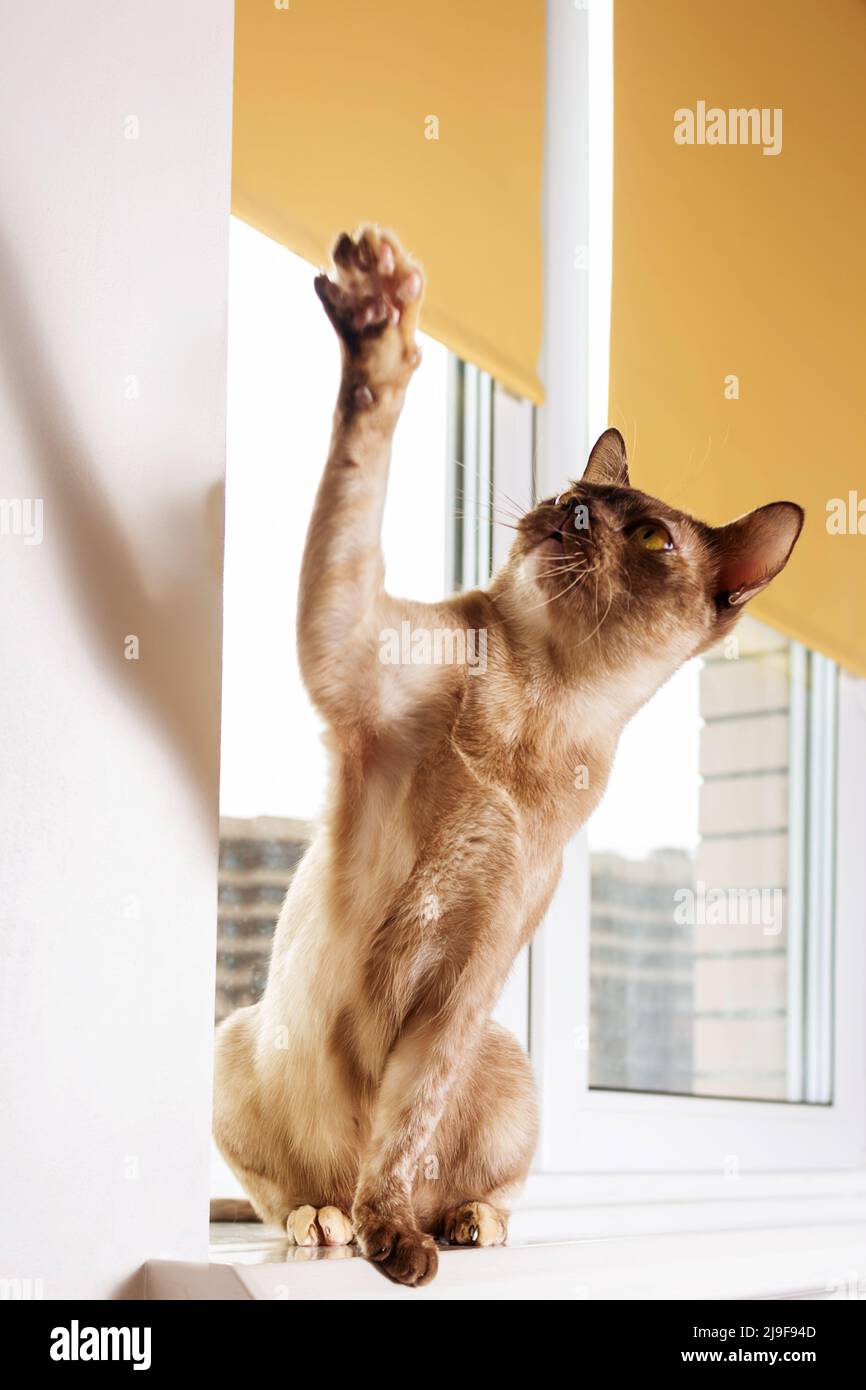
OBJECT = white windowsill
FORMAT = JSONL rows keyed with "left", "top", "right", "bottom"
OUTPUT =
{"left": 146, "top": 1171, "right": 866, "bottom": 1300}
{"left": 146, "top": 1223, "right": 866, "bottom": 1301}
{"left": 513, "top": 1168, "right": 866, "bottom": 1241}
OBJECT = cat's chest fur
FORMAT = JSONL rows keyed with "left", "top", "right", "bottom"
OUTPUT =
{"left": 326, "top": 674, "right": 613, "bottom": 952}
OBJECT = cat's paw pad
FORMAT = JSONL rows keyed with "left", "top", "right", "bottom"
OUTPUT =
{"left": 354, "top": 1205, "right": 438, "bottom": 1286}
{"left": 286, "top": 1204, "right": 355, "bottom": 1247}
{"left": 442, "top": 1201, "right": 508, "bottom": 1247}
{"left": 314, "top": 226, "right": 424, "bottom": 372}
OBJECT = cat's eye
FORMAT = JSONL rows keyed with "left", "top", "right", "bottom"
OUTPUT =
{"left": 631, "top": 521, "right": 674, "bottom": 553}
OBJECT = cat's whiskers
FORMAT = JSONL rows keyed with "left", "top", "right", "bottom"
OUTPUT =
{"left": 531, "top": 547, "right": 599, "bottom": 579}
{"left": 551, "top": 569, "right": 595, "bottom": 606}
{"left": 498, "top": 487, "right": 531, "bottom": 521}
{"left": 452, "top": 459, "right": 528, "bottom": 524}
{"left": 520, "top": 561, "right": 598, "bottom": 616}
{"left": 570, "top": 572, "right": 615, "bottom": 648}
{"left": 532, "top": 557, "right": 592, "bottom": 581}
{"left": 453, "top": 510, "right": 521, "bottom": 532}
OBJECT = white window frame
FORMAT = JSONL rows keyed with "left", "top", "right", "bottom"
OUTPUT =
{"left": 451, "top": 0, "right": 866, "bottom": 1192}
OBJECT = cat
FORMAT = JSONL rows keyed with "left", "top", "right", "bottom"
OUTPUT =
{"left": 213, "top": 226, "right": 803, "bottom": 1287}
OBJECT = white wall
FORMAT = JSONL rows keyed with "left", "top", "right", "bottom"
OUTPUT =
{"left": 0, "top": 1, "right": 233, "bottom": 1298}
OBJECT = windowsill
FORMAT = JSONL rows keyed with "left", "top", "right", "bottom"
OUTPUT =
{"left": 145, "top": 1218, "right": 866, "bottom": 1300}
{"left": 144, "top": 1172, "right": 866, "bottom": 1299}
{"left": 513, "top": 1168, "right": 866, "bottom": 1241}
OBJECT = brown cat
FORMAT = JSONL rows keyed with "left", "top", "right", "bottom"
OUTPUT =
{"left": 213, "top": 227, "right": 803, "bottom": 1287}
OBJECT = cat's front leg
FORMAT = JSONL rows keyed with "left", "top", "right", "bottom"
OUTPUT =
{"left": 298, "top": 227, "right": 424, "bottom": 730}
{"left": 353, "top": 974, "right": 499, "bottom": 1287}
{"left": 315, "top": 225, "right": 423, "bottom": 408}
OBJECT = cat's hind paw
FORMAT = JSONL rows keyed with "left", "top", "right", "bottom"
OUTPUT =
{"left": 441, "top": 1201, "right": 508, "bottom": 1247}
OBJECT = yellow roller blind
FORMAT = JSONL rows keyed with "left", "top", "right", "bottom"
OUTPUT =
{"left": 610, "top": 0, "right": 866, "bottom": 676}
{"left": 232, "top": 0, "right": 545, "bottom": 403}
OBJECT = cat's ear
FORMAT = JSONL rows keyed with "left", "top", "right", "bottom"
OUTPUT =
{"left": 710, "top": 502, "right": 804, "bottom": 608}
{"left": 583, "top": 428, "right": 629, "bottom": 487}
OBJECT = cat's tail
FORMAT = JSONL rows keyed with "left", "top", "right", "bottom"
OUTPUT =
{"left": 209, "top": 1197, "right": 262, "bottom": 1223}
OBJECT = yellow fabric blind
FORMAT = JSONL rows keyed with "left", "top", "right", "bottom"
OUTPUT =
{"left": 232, "top": 0, "right": 545, "bottom": 403}
{"left": 610, "top": 0, "right": 866, "bottom": 676}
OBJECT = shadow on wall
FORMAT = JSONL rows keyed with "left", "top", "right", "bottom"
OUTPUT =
{"left": 0, "top": 222, "right": 223, "bottom": 823}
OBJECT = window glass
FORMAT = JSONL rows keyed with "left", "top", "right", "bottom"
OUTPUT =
{"left": 588, "top": 615, "right": 832, "bottom": 1104}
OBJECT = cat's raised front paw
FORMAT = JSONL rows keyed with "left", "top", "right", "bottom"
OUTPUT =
{"left": 314, "top": 226, "right": 424, "bottom": 393}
